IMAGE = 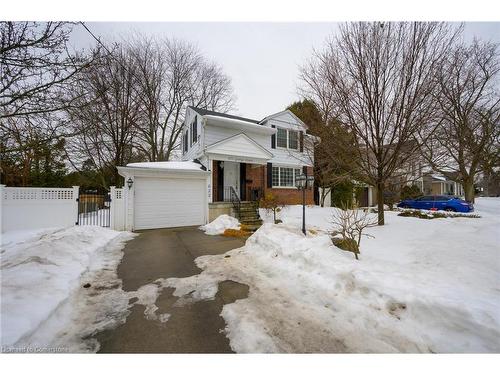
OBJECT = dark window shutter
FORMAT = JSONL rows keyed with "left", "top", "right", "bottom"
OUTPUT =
{"left": 271, "top": 125, "right": 276, "bottom": 149}
{"left": 194, "top": 116, "right": 198, "bottom": 141}
{"left": 299, "top": 132, "right": 304, "bottom": 152}
{"left": 302, "top": 166, "right": 307, "bottom": 175}
{"left": 267, "top": 163, "right": 273, "bottom": 188}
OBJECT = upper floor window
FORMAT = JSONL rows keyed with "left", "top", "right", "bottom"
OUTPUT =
{"left": 276, "top": 127, "right": 299, "bottom": 150}
{"left": 288, "top": 130, "right": 298, "bottom": 150}
{"left": 277, "top": 128, "right": 287, "bottom": 148}
{"left": 190, "top": 117, "right": 198, "bottom": 146}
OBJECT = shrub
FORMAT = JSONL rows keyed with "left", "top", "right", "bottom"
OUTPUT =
{"left": 331, "top": 181, "right": 354, "bottom": 208}
{"left": 260, "top": 192, "right": 285, "bottom": 223}
{"left": 398, "top": 209, "right": 480, "bottom": 219}
{"left": 332, "top": 237, "right": 359, "bottom": 254}
{"left": 330, "top": 206, "right": 377, "bottom": 260}
{"left": 400, "top": 185, "right": 422, "bottom": 200}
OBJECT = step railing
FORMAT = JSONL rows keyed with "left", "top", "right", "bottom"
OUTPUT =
{"left": 229, "top": 186, "right": 241, "bottom": 219}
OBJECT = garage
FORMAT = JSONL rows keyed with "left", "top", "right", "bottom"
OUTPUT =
{"left": 117, "top": 161, "right": 209, "bottom": 231}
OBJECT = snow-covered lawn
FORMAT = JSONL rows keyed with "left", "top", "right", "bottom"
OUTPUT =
{"left": 165, "top": 198, "right": 500, "bottom": 353}
{"left": 1, "top": 226, "right": 135, "bottom": 352}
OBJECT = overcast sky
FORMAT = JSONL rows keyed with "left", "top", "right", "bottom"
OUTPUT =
{"left": 70, "top": 22, "right": 500, "bottom": 120}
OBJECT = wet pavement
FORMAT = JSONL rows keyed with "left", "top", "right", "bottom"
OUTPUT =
{"left": 95, "top": 227, "right": 248, "bottom": 353}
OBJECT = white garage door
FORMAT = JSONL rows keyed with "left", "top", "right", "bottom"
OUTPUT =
{"left": 134, "top": 176, "right": 206, "bottom": 230}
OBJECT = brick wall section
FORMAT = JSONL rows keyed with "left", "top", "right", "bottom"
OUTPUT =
{"left": 246, "top": 164, "right": 314, "bottom": 205}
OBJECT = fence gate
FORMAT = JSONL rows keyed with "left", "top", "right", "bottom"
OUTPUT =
{"left": 76, "top": 189, "right": 111, "bottom": 227}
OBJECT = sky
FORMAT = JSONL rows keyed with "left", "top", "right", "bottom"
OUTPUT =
{"left": 69, "top": 22, "right": 500, "bottom": 120}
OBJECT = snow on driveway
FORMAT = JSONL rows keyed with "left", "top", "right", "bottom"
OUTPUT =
{"left": 1, "top": 226, "right": 135, "bottom": 352}
{"left": 165, "top": 198, "right": 500, "bottom": 353}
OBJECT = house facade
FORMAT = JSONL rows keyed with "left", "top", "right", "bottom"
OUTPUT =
{"left": 181, "top": 106, "right": 315, "bottom": 209}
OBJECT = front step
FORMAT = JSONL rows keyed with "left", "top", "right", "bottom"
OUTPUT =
{"left": 235, "top": 202, "right": 262, "bottom": 231}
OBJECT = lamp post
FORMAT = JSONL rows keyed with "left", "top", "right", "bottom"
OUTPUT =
{"left": 295, "top": 172, "right": 315, "bottom": 235}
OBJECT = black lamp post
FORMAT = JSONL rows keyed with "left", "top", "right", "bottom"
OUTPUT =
{"left": 295, "top": 172, "right": 315, "bottom": 235}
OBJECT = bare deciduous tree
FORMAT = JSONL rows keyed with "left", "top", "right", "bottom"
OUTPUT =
{"left": 67, "top": 46, "right": 141, "bottom": 188}
{"left": 129, "top": 37, "right": 234, "bottom": 162}
{"left": 420, "top": 40, "right": 500, "bottom": 202}
{"left": 300, "top": 22, "right": 460, "bottom": 224}
{"left": 0, "top": 22, "right": 94, "bottom": 120}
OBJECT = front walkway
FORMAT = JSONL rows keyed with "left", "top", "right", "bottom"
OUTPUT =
{"left": 95, "top": 227, "right": 247, "bottom": 353}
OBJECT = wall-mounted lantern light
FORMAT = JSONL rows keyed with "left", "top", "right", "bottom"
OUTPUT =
{"left": 127, "top": 177, "right": 134, "bottom": 189}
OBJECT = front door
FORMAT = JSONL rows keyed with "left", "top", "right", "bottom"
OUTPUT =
{"left": 223, "top": 161, "right": 239, "bottom": 200}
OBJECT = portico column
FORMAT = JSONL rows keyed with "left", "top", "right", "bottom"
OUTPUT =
{"left": 208, "top": 156, "right": 213, "bottom": 203}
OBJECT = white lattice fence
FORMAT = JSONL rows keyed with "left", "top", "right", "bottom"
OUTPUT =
{"left": 0, "top": 186, "right": 79, "bottom": 233}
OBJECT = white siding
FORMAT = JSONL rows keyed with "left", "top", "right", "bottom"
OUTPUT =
{"left": 182, "top": 108, "right": 203, "bottom": 160}
{"left": 207, "top": 134, "right": 271, "bottom": 160}
{"left": 205, "top": 124, "right": 270, "bottom": 150}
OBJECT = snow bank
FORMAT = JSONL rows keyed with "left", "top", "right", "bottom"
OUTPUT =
{"left": 168, "top": 198, "right": 500, "bottom": 353}
{"left": 1, "top": 226, "right": 135, "bottom": 351}
{"left": 199, "top": 214, "right": 240, "bottom": 235}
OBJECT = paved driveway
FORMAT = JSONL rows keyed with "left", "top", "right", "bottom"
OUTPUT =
{"left": 95, "top": 227, "right": 248, "bottom": 353}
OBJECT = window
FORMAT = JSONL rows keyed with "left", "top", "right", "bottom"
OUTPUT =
{"left": 272, "top": 167, "right": 280, "bottom": 186}
{"left": 191, "top": 117, "right": 198, "bottom": 146}
{"left": 183, "top": 131, "right": 188, "bottom": 153}
{"left": 276, "top": 127, "right": 300, "bottom": 150}
{"left": 277, "top": 128, "right": 287, "bottom": 148}
{"left": 288, "top": 130, "right": 298, "bottom": 150}
{"left": 272, "top": 167, "right": 302, "bottom": 187}
{"left": 280, "top": 167, "right": 294, "bottom": 187}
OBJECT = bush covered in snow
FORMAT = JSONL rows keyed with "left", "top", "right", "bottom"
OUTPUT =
{"left": 397, "top": 209, "right": 481, "bottom": 219}
{"left": 200, "top": 214, "right": 240, "bottom": 235}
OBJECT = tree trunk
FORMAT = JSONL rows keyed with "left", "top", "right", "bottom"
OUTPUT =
{"left": 376, "top": 183, "right": 385, "bottom": 225}
{"left": 463, "top": 179, "right": 475, "bottom": 203}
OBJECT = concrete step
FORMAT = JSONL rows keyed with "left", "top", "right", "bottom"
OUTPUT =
{"left": 238, "top": 206, "right": 259, "bottom": 212}
{"left": 241, "top": 219, "right": 263, "bottom": 226}
{"left": 238, "top": 210, "right": 260, "bottom": 216}
{"left": 238, "top": 212, "right": 260, "bottom": 219}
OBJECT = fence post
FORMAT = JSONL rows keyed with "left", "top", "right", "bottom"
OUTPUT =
{"left": 109, "top": 186, "right": 116, "bottom": 230}
{"left": 0, "top": 184, "right": 5, "bottom": 233}
{"left": 73, "top": 186, "right": 79, "bottom": 226}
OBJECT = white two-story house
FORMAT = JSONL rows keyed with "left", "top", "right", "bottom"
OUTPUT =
{"left": 117, "top": 106, "right": 316, "bottom": 230}
{"left": 181, "top": 106, "right": 315, "bottom": 206}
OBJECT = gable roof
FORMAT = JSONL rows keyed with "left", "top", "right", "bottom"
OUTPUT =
{"left": 189, "top": 106, "right": 260, "bottom": 124}
{"left": 205, "top": 133, "right": 274, "bottom": 160}
{"left": 258, "top": 109, "right": 308, "bottom": 128}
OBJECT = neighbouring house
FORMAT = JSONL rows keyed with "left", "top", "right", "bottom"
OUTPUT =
{"left": 320, "top": 157, "right": 466, "bottom": 208}
{"left": 117, "top": 106, "right": 316, "bottom": 230}
{"left": 354, "top": 171, "right": 465, "bottom": 208}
